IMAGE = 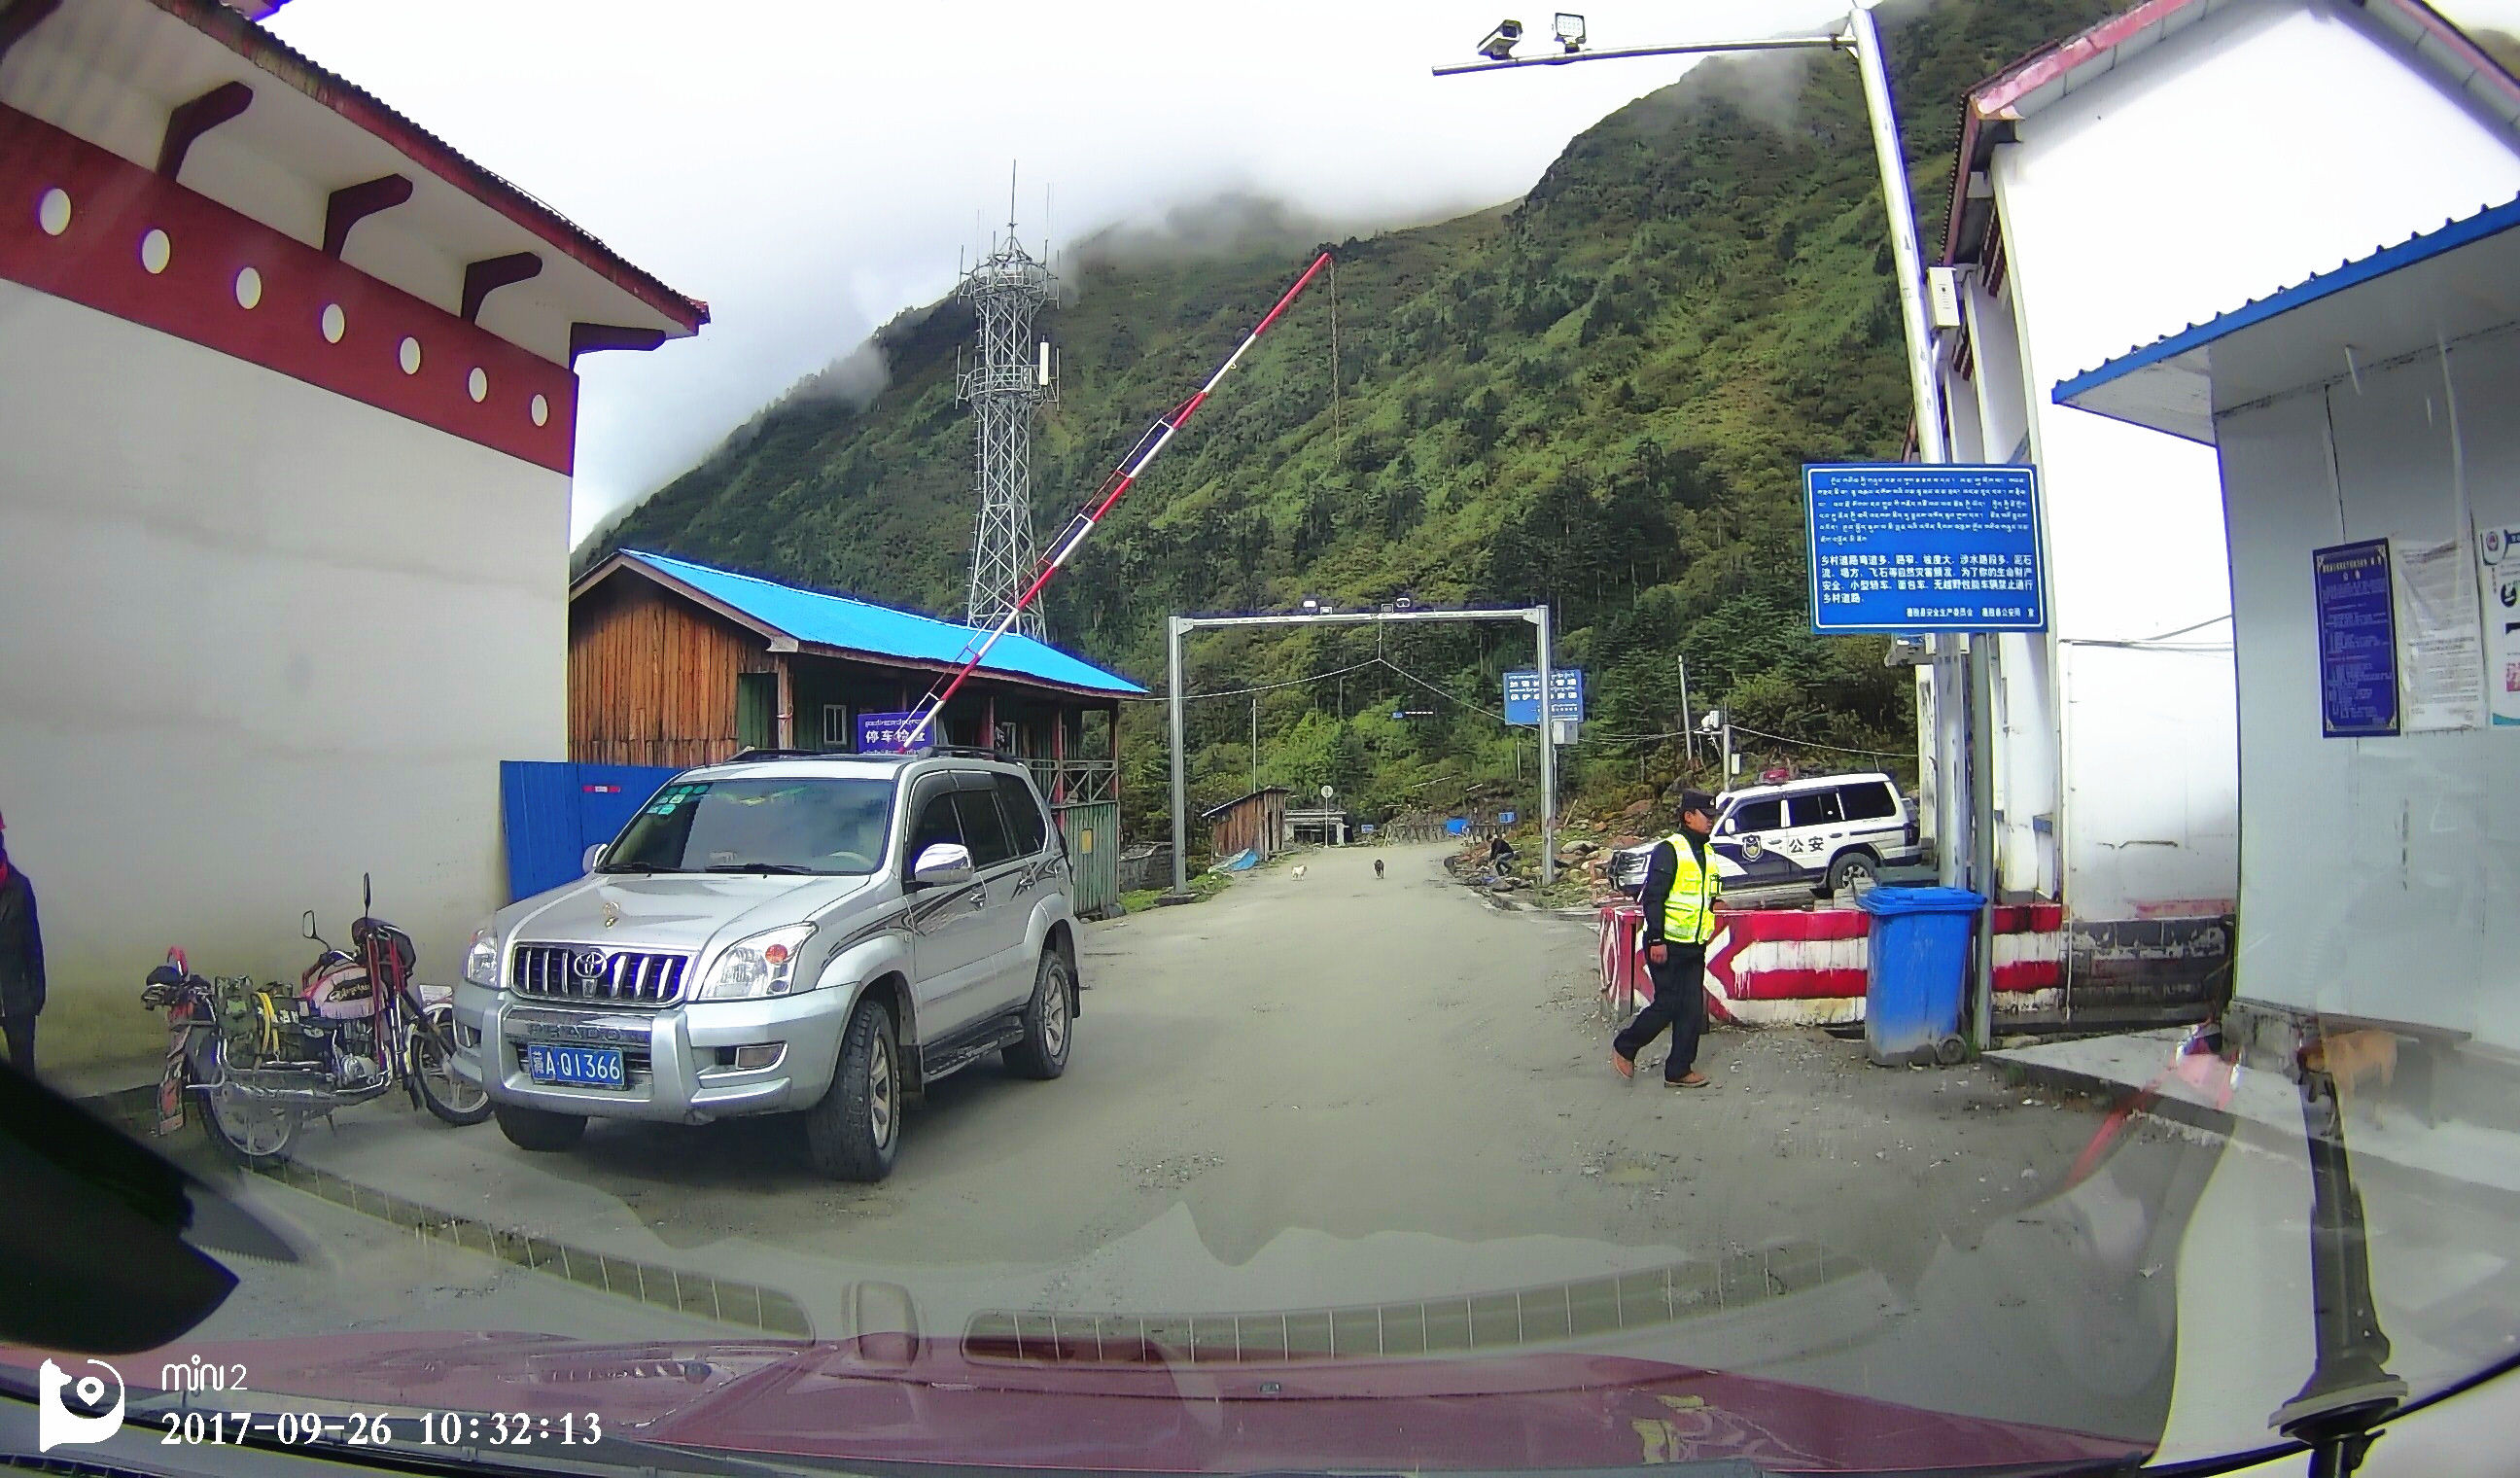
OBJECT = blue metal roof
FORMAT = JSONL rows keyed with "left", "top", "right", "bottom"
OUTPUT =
{"left": 617, "top": 550, "right": 1145, "bottom": 696}
{"left": 2054, "top": 193, "right": 2520, "bottom": 418}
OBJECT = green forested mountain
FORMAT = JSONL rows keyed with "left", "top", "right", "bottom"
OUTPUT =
{"left": 601, "top": 0, "right": 2112, "bottom": 841}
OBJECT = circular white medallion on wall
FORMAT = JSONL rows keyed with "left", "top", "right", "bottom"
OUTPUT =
{"left": 36, "top": 188, "right": 70, "bottom": 236}
{"left": 139, "top": 228, "right": 171, "bottom": 274}
{"left": 233, "top": 266, "right": 262, "bottom": 310}
{"left": 467, "top": 367, "right": 488, "bottom": 403}
{"left": 320, "top": 302, "right": 346, "bottom": 343}
{"left": 398, "top": 335, "right": 421, "bottom": 375}
{"left": 530, "top": 393, "right": 549, "bottom": 427}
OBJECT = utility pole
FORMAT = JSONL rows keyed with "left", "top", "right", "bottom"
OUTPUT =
{"left": 1677, "top": 655, "right": 1696, "bottom": 772}
{"left": 1249, "top": 696, "right": 1259, "bottom": 795}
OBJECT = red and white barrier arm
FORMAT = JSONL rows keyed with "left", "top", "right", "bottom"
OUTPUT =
{"left": 898, "top": 251, "right": 1336, "bottom": 749}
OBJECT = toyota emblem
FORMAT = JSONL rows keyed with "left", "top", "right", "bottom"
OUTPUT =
{"left": 572, "top": 947, "right": 607, "bottom": 982}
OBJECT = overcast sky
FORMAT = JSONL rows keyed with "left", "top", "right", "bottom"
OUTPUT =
{"left": 262, "top": 1, "right": 2520, "bottom": 545}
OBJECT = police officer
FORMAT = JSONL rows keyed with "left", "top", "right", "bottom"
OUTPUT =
{"left": 1612, "top": 790, "right": 1722, "bottom": 1088}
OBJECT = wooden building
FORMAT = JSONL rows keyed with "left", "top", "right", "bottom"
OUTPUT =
{"left": 1204, "top": 789, "right": 1291, "bottom": 864}
{"left": 569, "top": 550, "right": 1141, "bottom": 909}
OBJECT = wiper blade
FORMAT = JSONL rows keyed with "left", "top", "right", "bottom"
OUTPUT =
{"left": 596, "top": 862, "right": 669, "bottom": 874}
{"left": 703, "top": 862, "right": 818, "bottom": 874}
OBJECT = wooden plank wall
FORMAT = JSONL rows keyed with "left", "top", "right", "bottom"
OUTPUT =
{"left": 569, "top": 579, "right": 772, "bottom": 767}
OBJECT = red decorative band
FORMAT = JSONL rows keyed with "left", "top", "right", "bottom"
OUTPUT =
{"left": 1727, "top": 966, "right": 1869, "bottom": 1002}
{"left": 0, "top": 104, "right": 576, "bottom": 475}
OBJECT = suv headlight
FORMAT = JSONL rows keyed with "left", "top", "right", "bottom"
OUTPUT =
{"left": 698, "top": 924, "right": 818, "bottom": 1002}
{"left": 464, "top": 925, "right": 502, "bottom": 989}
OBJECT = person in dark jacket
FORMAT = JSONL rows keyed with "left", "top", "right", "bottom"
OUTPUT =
{"left": 0, "top": 811, "right": 43, "bottom": 1072}
{"left": 1612, "top": 791, "right": 1724, "bottom": 1088}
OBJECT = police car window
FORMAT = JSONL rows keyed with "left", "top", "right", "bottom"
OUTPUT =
{"left": 1788, "top": 791, "right": 1844, "bottom": 827}
{"left": 994, "top": 774, "right": 1050, "bottom": 855}
{"left": 951, "top": 786, "right": 1017, "bottom": 868}
{"left": 907, "top": 789, "right": 963, "bottom": 863}
{"left": 1729, "top": 798, "right": 1784, "bottom": 832}
{"left": 1841, "top": 781, "right": 1899, "bottom": 822}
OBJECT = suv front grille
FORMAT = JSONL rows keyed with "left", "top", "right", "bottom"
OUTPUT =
{"left": 511, "top": 944, "right": 690, "bottom": 1005}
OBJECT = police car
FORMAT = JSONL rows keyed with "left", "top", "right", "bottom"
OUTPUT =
{"left": 1611, "top": 772, "right": 1923, "bottom": 899}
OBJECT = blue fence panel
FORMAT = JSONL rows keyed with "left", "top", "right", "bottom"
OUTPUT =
{"left": 501, "top": 761, "right": 680, "bottom": 902}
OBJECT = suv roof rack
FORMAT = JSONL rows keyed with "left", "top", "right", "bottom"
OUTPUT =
{"left": 722, "top": 747, "right": 905, "bottom": 763}
{"left": 719, "top": 745, "right": 1031, "bottom": 765}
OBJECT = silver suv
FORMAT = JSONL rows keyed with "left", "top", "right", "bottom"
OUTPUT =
{"left": 447, "top": 751, "right": 1078, "bottom": 1180}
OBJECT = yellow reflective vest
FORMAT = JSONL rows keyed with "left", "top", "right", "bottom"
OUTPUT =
{"left": 1657, "top": 832, "right": 1722, "bottom": 945}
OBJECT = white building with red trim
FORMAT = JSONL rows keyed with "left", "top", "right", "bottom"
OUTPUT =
{"left": 1921, "top": 0, "right": 2520, "bottom": 1024}
{"left": 0, "top": 0, "right": 704, "bottom": 1067}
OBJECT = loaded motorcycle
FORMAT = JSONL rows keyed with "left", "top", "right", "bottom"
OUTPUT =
{"left": 142, "top": 874, "right": 491, "bottom": 1167}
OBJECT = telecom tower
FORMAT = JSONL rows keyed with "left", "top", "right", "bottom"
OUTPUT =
{"left": 959, "top": 205, "right": 1058, "bottom": 640}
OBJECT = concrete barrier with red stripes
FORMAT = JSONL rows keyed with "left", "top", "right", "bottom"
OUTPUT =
{"left": 1597, "top": 900, "right": 2064, "bottom": 1028}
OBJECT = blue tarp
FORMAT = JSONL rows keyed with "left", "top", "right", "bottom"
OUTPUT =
{"left": 623, "top": 550, "right": 1145, "bottom": 696}
{"left": 1212, "top": 849, "right": 1261, "bottom": 872}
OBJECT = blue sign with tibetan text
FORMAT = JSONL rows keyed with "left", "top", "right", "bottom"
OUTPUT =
{"left": 856, "top": 710, "right": 927, "bottom": 753}
{"left": 1805, "top": 464, "right": 2045, "bottom": 634}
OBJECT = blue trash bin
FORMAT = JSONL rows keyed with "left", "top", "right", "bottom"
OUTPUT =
{"left": 1858, "top": 887, "right": 1986, "bottom": 1068}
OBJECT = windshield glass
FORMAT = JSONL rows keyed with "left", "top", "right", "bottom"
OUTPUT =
{"left": 14, "top": 1, "right": 2520, "bottom": 1475}
{"left": 601, "top": 779, "right": 893, "bottom": 874}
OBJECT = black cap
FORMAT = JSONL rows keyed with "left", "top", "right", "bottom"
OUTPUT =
{"left": 1677, "top": 789, "right": 1718, "bottom": 818}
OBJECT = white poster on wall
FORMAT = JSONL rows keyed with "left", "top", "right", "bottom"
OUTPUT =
{"left": 2479, "top": 525, "right": 2520, "bottom": 726}
{"left": 2397, "top": 535, "right": 2484, "bottom": 732}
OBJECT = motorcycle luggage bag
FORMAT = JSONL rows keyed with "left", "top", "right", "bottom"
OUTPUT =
{"left": 301, "top": 956, "right": 379, "bottom": 1020}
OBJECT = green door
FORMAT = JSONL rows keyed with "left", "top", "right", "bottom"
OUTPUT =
{"left": 736, "top": 672, "right": 777, "bottom": 751}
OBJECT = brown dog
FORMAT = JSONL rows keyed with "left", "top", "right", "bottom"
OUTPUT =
{"left": 2303, "top": 1029, "right": 2399, "bottom": 1118}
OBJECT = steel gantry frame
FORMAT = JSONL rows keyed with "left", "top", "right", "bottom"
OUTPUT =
{"left": 1166, "top": 606, "right": 1561, "bottom": 896}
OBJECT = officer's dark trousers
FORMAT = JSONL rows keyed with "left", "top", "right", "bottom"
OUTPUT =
{"left": 1613, "top": 944, "right": 1706, "bottom": 1082}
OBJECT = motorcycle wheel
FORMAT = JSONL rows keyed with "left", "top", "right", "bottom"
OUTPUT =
{"left": 411, "top": 1007, "right": 492, "bottom": 1126}
{"left": 199, "top": 1084, "right": 298, "bottom": 1170}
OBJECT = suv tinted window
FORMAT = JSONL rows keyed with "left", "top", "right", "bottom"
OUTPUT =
{"left": 1788, "top": 790, "right": 1843, "bottom": 827}
{"left": 907, "top": 787, "right": 963, "bottom": 866}
{"left": 1728, "top": 798, "right": 1784, "bottom": 833}
{"left": 994, "top": 773, "right": 1050, "bottom": 856}
{"left": 952, "top": 786, "right": 1017, "bottom": 868}
{"left": 1841, "top": 781, "right": 1899, "bottom": 822}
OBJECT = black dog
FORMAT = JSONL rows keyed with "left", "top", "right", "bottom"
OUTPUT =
{"left": 1374, "top": 858, "right": 1385, "bottom": 879}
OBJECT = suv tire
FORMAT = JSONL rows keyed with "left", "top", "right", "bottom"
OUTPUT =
{"left": 1004, "top": 948, "right": 1074, "bottom": 1080}
{"left": 807, "top": 996, "right": 899, "bottom": 1181}
{"left": 495, "top": 1103, "right": 586, "bottom": 1152}
{"left": 1825, "top": 851, "right": 1879, "bottom": 894}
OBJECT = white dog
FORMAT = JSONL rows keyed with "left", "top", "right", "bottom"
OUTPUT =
{"left": 1290, "top": 864, "right": 1308, "bottom": 879}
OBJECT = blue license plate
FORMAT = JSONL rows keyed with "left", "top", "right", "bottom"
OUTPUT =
{"left": 526, "top": 1044, "right": 625, "bottom": 1088}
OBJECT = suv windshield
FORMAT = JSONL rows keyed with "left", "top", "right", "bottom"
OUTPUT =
{"left": 600, "top": 778, "right": 893, "bottom": 875}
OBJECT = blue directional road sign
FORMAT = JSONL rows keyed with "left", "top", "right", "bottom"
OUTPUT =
{"left": 1503, "top": 669, "right": 1586, "bottom": 725}
{"left": 1805, "top": 463, "right": 2045, "bottom": 634}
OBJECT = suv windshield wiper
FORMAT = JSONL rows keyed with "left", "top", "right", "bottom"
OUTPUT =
{"left": 596, "top": 862, "right": 673, "bottom": 874}
{"left": 703, "top": 862, "right": 820, "bottom": 874}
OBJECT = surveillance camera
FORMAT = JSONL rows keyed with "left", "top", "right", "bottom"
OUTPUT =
{"left": 1553, "top": 12, "right": 1585, "bottom": 52}
{"left": 1698, "top": 710, "right": 1724, "bottom": 733}
{"left": 1477, "top": 18, "right": 1523, "bottom": 61}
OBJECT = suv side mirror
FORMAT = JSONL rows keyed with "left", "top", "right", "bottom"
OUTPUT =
{"left": 301, "top": 910, "right": 318, "bottom": 941}
{"left": 582, "top": 844, "right": 606, "bottom": 873}
{"left": 911, "top": 842, "right": 975, "bottom": 888}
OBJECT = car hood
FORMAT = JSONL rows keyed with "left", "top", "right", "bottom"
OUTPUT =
{"left": 502, "top": 873, "right": 876, "bottom": 953}
{"left": 1, "top": 1333, "right": 2144, "bottom": 1474}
